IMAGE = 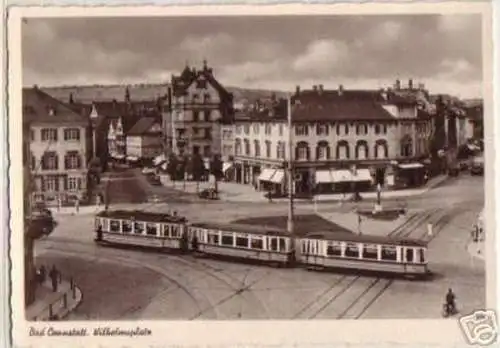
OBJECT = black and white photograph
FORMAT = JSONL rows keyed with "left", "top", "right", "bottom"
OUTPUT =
{"left": 8, "top": 2, "right": 495, "bottom": 347}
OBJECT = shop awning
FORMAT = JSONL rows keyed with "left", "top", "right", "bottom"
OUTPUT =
{"left": 315, "top": 170, "right": 333, "bottom": 184}
{"left": 223, "top": 162, "right": 233, "bottom": 173}
{"left": 331, "top": 170, "right": 353, "bottom": 183}
{"left": 153, "top": 154, "right": 166, "bottom": 166}
{"left": 127, "top": 156, "right": 139, "bottom": 162}
{"left": 111, "top": 153, "right": 125, "bottom": 160}
{"left": 270, "top": 169, "right": 285, "bottom": 184}
{"left": 258, "top": 168, "right": 276, "bottom": 182}
{"left": 352, "top": 168, "right": 372, "bottom": 182}
{"left": 398, "top": 163, "right": 424, "bottom": 169}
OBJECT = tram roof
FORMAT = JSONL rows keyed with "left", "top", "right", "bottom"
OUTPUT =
{"left": 304, "top": 232, "right": 428, "bottom": 247}
{"left": 96, "top": 210, "right": 187, "bottom": 223}
{"left": 189, "top": 222, "right": 289, "bottom": 236}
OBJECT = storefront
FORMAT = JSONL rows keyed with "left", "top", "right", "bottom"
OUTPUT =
{"left": 258, "top": 168, "right": 285, "bottom": 194}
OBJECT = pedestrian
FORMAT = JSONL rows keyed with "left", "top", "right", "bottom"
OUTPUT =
{"left": 357, "top": 214, "right": 362, "bottom": 235}
{"left": 96, "top": 224, "right": 103, "bottom": 242}
{"left": 57, "top": 197, "right": 61, "bottom": 212}
{"left": 49, "top": 265, "right": 59, "bottom": 292}
{"left": 427, "top": 223, "right": 433, "bottom": 237}
{"left": 96, "top": 193, "right": 102, "bottom": 207}
{"left": 75, "top": 199, "right": 80, "bottom": 213}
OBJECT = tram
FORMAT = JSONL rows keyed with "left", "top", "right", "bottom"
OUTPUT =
{"left": 94, "top": 210, "right": 430, "bottom": 278}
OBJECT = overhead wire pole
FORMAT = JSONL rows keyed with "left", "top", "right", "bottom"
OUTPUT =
{"left": 286, "top": 94, "right": 297, "bottom": 262}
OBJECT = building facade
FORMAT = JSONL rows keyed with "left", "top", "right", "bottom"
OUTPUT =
{"left": 232, "top": 82, "right": 433, "bottom": 193}
{"left": 126, "top": 118, "right": 163, "bottom": 162}
{"left": 163, "top": 60, "right": 234, "bottom": 159}
{"left": 24, "top": 87, "right": 91, "bottom": 206}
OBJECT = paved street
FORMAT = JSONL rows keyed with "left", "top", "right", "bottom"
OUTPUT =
{"left": 35, "top": 173, "right": 485, "bottom": 319}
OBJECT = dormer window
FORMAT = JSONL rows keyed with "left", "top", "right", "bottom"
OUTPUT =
{"left": 203, "top": 93, "right": 211, "bottom": 103}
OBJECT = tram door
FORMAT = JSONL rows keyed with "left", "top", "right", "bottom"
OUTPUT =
{"left": 404, "top": 247, "right": 415, "bottom": 263}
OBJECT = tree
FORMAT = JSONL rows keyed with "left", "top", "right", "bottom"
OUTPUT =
{"left": 190, "top": 153, "right": 205, "bottom": 193}
{"left": 210, "top": 154, "right": 224, "bottom": 194}
{"left": 166, "top": 154, "right": 178, "bottom": 187}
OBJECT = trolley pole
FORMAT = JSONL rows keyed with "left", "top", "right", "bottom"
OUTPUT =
{"left": 286, "top": 95, "right": 297, "bottom": 262}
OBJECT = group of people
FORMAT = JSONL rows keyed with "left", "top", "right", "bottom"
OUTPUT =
{"left": 36, "top": 265, "right": 61, "bottom": 292}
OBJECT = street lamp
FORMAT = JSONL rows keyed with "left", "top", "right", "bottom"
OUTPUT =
{"left": 287, "top": 95, "right": 300, "bottom": 262}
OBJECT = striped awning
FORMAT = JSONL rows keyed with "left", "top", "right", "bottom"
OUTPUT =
{"left": 331, "top": 170, "right": 353, "bottom": 183}
{"left": 223, "top": 162, "right": 233, "bottom": 173}
{"left": 153, "top": 154, "right": 166, "bottom": 166}
{"left": 258, "top": 168, "right": 276, "bottom": 182}
{"left": 398, "top": 163, "right": 424, "bottom": 169}
{"left": 270, "top": 169, "right": 285, "bottom": 184}
{"left": 315, "top": 170, "right": 333, "bottom": 184}
{"left": 352, "top": 169, "right": 372, "bottom": 182}
{"left": 127, "top": 156, "right": 139, "bottom": 162}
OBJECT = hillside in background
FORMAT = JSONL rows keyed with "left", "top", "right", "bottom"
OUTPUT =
{"left": 40, "top": 84, "right": 288, "bottom": 106}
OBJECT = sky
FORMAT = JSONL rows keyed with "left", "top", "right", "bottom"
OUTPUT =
{"left": 22, "top": 14, "right": 483, "bottom": 99}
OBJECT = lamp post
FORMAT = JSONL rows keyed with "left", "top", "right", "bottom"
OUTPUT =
{"left": 287, "top": 95, "right": 294, "bottom": 236}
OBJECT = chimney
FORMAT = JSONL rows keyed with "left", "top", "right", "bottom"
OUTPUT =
{"left": 318, "top": 84, "right": 324, "bottom": 94}
{"left": 338, "top": 84, "right": 344, "bottom": 96}
{"left": 295, "top": 85, "right": 300, "bottom": 95}
{"left": 408, "top": 79, "right": 413, "bottom": 90}
{"left": 395, "top": 79, "right": 401, "bottom": 90}
{"left": 312, "top": 85, "right": 318, "bottom": 92}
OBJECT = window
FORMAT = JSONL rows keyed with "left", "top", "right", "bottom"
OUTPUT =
{"left": 381, "top": 246, "right": 398, "bottom": 261}
{"left": 254, "top": 140, "right": 261, "bottom": 157}
{"left": 344, "top": 124, "right": 349, "bottom": 135}
{"left": 244, "top": 124, "right": 250, "bottom": 135}
{"left": 134, "top": 222, "right": 144, "bottom": 234}
{"left": 317, "top": 146, "right": 327, "bottom": 160}
{"left": 170, "top": 225, "right": 180, "bottom": 238}
{"left": 316, "top": 124, "right": 329, "bottom": 136}
{"left": 253, "top": 124, "right": 260, "bottom": 134}
{"left": 193, "top": 145, "right": 200, "bottom": 155}
{"left": 265, "top": 140, "right": 271, "bottom": 158}
{"left": 383, "top": 125, "right": 388, "bottom": 134}
{"left": 276, "top": 142, "right": 285, "bottom": 159}
{"left": 244, "top": 139, "right": 250, "bottom": 155}
{"left": 64, "top": 128, "right": 80, "bottom": 141}
{"left": 278, "top": 124, "right": 284, "bottom": 136}
{"left": 192, "top": 93, "right": 199, "bottom": 102}
{"left": 250, "top": 237, "right": 263, "bottom": 249}
{"left": 375, "top": 124, "right": 380, "bottom": 135}
{"left": 42, "top": 152, "right": 58, "bottom": 170}
{"left": 362, "top": 244, "right": 379, "bottom": 259}
{"left": 207, "top": 233, "right": 219, "bottom": 245}
{"left": 344, "top": 243, "right": 359, "bottom": 258}
{"left": 236, "top": 125, "right": 242, "bottom": 135}
{"left": 236, "top": 236, "right": 248, "bottom": 248}
{"left": 146, "top": 223, "right": 158, "bottom": 236}
{"left": 356, "top": 124, "right": 368, "bottom": 135}
{"left": 30, "top": 154, "right": 36, "bottom": 170}
{"left": 405, "top": 248, "right": 414, "bottom": 263}
{"left": 235, "top": 139, "right": 242, "bottom": 156}
{"left": 265, "top": 124, "right": 272, "bottom": 135}
{"left": 203, "top": 93, "right": 211, "bottom": 102}
{"left": 122, "top": 221, "right": 133, "bottom": 233}
{"left": 30, "top": 129, "right": 35, "bottom": 141}
{"left": 110, "top": 220, "right": 120, "bottom": 232}
{"left": 296, "top": 142, "right": 309, "bottom": 161}
{"left": 221, "top": 233, "right": 234, "bottom": 246}
{"left": 65, "top": 151, "right": 81, "bottom": 170}
{"left": 204, "top": 110, "right": 211, "bottom": 121}
{"left": 193, "top": 111, "right": 199, "bottom": 122}
{"left": 41, "top": 128, "right": 58, "bottom": 142}
{"left": 327, "top": 242, "right": 342, "bottom": 256}
{"left": 295, "top": 125, "right": 308, "bottom": 136}
{"left": 66, "top": 177, "right": 79, "bottom": 191}
{"left": 297, "top": 147, "right": 308, "bottom": 160}
{"left": 269, "top": 238, "right": 278, "bottom": 251}
{"left": 43, "top": 175, "right": 59, "bottom": 192}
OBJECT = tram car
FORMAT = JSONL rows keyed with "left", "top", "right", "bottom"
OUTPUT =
{"left": 94, "top": 210, "right": 188, "bottom": 249}
{"left": 94, "top": 210, "right": 430, "bottom": 278}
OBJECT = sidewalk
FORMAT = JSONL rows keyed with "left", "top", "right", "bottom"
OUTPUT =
{"left": 26, "top": 278, "right": 82, "bottom": 321}
{"left": 466, "top": 240, "right": 485, "bottom": 262}
{"left": 49, "top": 205, "right": 105, "bottom": 216}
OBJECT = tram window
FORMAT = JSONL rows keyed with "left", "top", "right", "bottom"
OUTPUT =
{"left": 362, "top": 244, "right": 379, "bottom": 260}
{"left": 221, "top": 234, "right": 234, "bottom": 246}
{"left": 122, "top": 221, "right": 133, "bottom": 233}
{"left": 236, "top": 236, "right": 248, "bottom": 248}
{"left": 406, "top": 248, "right": 414, "bottom": 263}
{"left": 251, "top": 237, "right": 263, "bottom": 250}
{"left": 171, "top": 226, "right": 179, "bottom": 238}
{"left": 327, "top": 243, "right": 342, "bottom": 257}
{"left": 301, "top": 241, "right": 307, "bottom": 254}
{"left": 207, "top": 232, "right": 219, "bottom": 245}
{"left": 270, "top": 238, "right": 278, "bottom": 251}
{"left": 279, "top": 238, "right": 286, "bottom": 252}
{"left": 344, "top": 243, "right": 359, "bottom": 258}
{"left": 94, "top": 218, "right": 101, "bottom": 229}
{"left": 381, "top": 246, "right": 397, "bottom": 261}
{"left": 418, "top": 248, "right": 425, "bottom": 263}
{"left": 102, "top": 219, "right": 109, "bottom": 231}
{"left": 110, "top": 220, "right": 120, "bottom": 232}
{"left": 134, "top": 222, "right": 144, "bottom": 234}
{"left": 146, "top": 223, "right": 157, "bottom": 236}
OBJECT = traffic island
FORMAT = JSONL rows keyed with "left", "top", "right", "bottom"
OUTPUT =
{"left": 26, "top": 277, "right": 83, "bottom": 321}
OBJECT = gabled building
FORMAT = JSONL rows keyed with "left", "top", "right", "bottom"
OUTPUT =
{"left": 23, "top": 87, "right": 92, "bottom": 206}
{"left": 163, "top": 60, "right": 234, "bottom": 159}
{"left": 232, "top": 81, "right": 433, "bottom": 194}
{"left": 126, "top": 117, "right": 163, "bottom": 164}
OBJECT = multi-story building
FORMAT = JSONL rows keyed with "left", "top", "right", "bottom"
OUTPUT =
{"left": 24, "top": 87, "right": 91, "bottom": 206}
{"left": 125, "top": 117, "right": 163, "bottom": 163}
{"left": 163, "top": 60, "right": 234, "bottom": 159}
{"left": 232, "top": 82, "right": 433, "bottom": 194}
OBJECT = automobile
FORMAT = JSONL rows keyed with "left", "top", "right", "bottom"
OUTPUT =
{"left": 199, "top": 188, "right": 219, "bottom": 200}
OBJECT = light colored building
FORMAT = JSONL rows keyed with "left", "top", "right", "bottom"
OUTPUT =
{"left": 163, "top": 60, "right": 234, "bottom": 159}
{"left": 232, "top": 83, "right": 433, "bottom": 194}
{"left": 126, "top": 118, "right": 163, "bottom": 162}
{"left": 24, "top": 87, "right": 91, "bottom": 206}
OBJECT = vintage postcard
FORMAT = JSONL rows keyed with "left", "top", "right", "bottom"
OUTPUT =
{"left": 6, "top": 2, "right": 496, "bottom": 347}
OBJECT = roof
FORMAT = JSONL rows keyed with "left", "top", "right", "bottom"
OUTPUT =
{"left": 127, "top": 117, "right": 161, "bottom": 136}
{"left": 96, "top": 210, "right": 187, "bottom": 223}
{"left": 303, "top": 231, "right": 427, "bottom": 247}
{"left": 23, "top": 87, "right": 89, "bottom": 125}
{"left": 189, "top": 222, "right": 288, "bottom": 237}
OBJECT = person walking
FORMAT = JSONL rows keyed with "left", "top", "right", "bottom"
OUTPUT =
{"left": 49, "top": 266, "right": 59, "bottom": 292}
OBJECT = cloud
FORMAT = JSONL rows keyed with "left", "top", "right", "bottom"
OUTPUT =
{"left": 21, "top": 15, "right": 484, "bottom": 98}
